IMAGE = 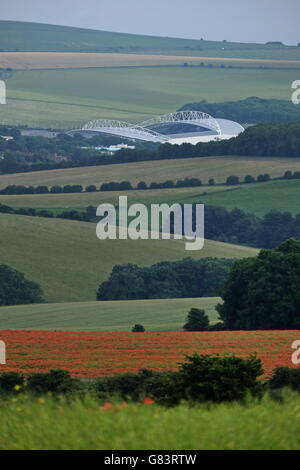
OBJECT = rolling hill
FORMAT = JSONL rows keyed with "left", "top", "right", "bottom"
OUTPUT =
{"left": 1, "top": 20, "right": 300, "bottom": 59}
{"left": 0, "top": 156, "right": 298, "bottom": 189}
{"left": 0, "top": 297, "right": 220, "bottom": 331}
{"left": 0, "top": 213, "right": 258, "bottom": 302}
{"left": 3, "top": 67, "right": 297, "bottom": 127}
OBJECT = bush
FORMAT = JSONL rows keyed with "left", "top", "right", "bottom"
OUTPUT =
{"left": 173, "top": 354, "right": 264, "bottom": 404}
{"left": 27, "top": 369, "right": 81, "bottom": 395}
{"left": 132, "top": 324, "right": 145, "bottom": 332}
{"left": 244, "top": 175, "right": 255, "bottom": 184}
{"left": 269, "top": 367, "right": 300, "bottom": 391}
{"left": 85, "top": 185, "right": 97, "bottom": 192}
{"left": 226, "top": 175, "right": 239, "bottom": 185}
{"left": 137, "top": 181, "right": 147, "bottom": 190}
{"left": 0, "top": 372, "right": 24, "bottom": 393}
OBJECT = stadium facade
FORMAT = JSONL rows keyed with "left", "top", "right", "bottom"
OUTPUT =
{"left": 70, "top": 111, "right": 244, "bottom": 144}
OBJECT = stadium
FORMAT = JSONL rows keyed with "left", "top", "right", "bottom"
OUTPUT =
{"left": 69, "top": 111, "right": 245, "bottom": 144}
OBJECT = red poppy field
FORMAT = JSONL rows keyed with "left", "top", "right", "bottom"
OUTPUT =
{"left": 0, "top": 330, "right": 299, "bottom": 379}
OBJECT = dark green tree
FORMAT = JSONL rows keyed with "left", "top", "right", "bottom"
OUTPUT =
{"left": 0, "top": 264, "right": 44, "bottom": 305}
{"left": 183, "top": 308, "right": 210, "bottom": 331}
{"left": 217, "top": 239, "right": 300, "bottom": 330}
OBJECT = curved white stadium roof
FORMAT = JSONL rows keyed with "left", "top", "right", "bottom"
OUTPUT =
{"left": 72, "top": 111, "right": 244, "bottom": 144}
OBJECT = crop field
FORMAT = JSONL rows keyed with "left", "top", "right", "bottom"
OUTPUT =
{"left": 0, "top": 330, "right": 298, "bottom": 379}
{"left": 0, "top": 213, "right": 257, "bottom": 302}
{"left": 2, "top": 66, "right": 297, "bottom": 127}
{"left": 0, "top": 156, "right": 299, "bottom": 189}
{"left": 0, "top": 298, "right": 220, "bottom": 331}
{"left": 2, "top": 52, "right": 300, "bottom": 70}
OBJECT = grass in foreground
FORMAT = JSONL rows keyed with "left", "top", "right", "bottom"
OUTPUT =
{"left": 1, "top": 391, "right": 300, "bottom": 450}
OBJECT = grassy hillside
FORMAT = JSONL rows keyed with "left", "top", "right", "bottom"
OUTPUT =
{"left": 0, "top": 297, "right": 220, "bottom": 331}
{"left": 0, "top": 213, "right": 257, "bottom": 302}
{"left": 2, "top": 179, "right": 300, "bottom": 217}
{"left": 195, "top": 179, "right": 300, "bottom": 217}
{"left": 2, "top": 67, "right": 297, "bottom": 127}
{"left": 0, "top": 156, "right": 298, "bottom": 189}
{"left": 1, "top": 20, "right": 300, "bottom": 59}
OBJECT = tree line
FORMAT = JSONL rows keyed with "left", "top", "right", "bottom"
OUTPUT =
{"left": 96, "top": 258, "right": 238, "bottom": 300}
{"left": 1, "top": 121, "right": 300, "bottom": 174}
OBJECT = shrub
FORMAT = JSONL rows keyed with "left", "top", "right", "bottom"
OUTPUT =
{"left": 174, "top": 354, "right": 264, "bottom": 404}
{"left": 85, "top": 185, "right": 97, "bottom": 192}
{"left": 27, "top": 369, "right": 81, "bottom": 395}
{"left": 244, "top": 175, "right": 255, "bottom": 184}
{"left": 269, "top": 367, "right": 300, "bottom": 391}
{"left": 0, "top": 372, "right": 24, "bottom": 393}
{"left": 132, "top": 324, "right": 145, "bottom": 332}
{"left": 226, "top": 175, "right": 239, "bottom": 185}
{"left": 137, "top": 181, "right": 148, "bottom": 190}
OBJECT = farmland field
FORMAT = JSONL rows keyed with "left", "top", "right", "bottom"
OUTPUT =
{"left": 0, "top": 213, "right": 257, "bottom": 302}
{"left": 2, "top": 179, "right": 300, "bottom": 217}
{"left": 0, "top": 297, "right": 220, "bottom": 331}
{"left": 0, "top": 330, "right": 298, "bottom": 379}
{"left": 2, "top": 52, "right": 300, "bottom": 70}
{"left": 2, "top": 66, "right": 297, "bottom": 127}
{"left": 0, "top": 156, "right": 299, "bottom": 189}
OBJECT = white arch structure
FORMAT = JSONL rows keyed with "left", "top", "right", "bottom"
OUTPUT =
{"left": 78, "top": 111, "right": 222, "bottom": 143}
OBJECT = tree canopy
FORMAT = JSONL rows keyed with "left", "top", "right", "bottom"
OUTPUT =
{"left": 0, "top": 264, "right": 44, "bottom": 306}
{"left": 217, "top": 239, "right": 300, "bottom": 330}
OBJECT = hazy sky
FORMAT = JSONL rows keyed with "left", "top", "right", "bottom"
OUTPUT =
{"left": 0, "top": 0, "right": 299, "bottom": 45}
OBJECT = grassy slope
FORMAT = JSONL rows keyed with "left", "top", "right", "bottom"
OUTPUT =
{"left": 196, "top": 179, "right": 300, "bottom": 217}
{"left": 0, "top": 213, "right": 257, "bottom": 302}
{"left": 2, "top": 179, "right": 300, "bottom": 217}
{"left": 0, "top": 297, "right": 220, "bottom": 331}
{"left": 3, "top": 67, "right": 297, "bottom": 127}
{"left": 0, "top": 156, "right": 299, "bottom": 189}
{"left": 1, "top": 20, "right": 300, "bottom": 59}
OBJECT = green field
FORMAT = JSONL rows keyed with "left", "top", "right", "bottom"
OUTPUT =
{"left": 0, "top": 213, "right": 257, "bottom": 302}
{"left": 1, "top": 391, "right": 300, "bottom": 450}
{"left": 1, "top": 157, "right": 299, "bottom": 217}
{"left": 2, "top": 66, "right": 298, "bottom": 127}
{"left": 1, "top": 20, "right": 300, "bottom": 60}
{"left": 2, "top": 180, "right": 300, "bottom": 217}
{"left": 0, "top": 297, "right": 220, "bottom": 331}
{"left": 195, "top": 179, "right": 300, "bottom": 217}
{"left": 0, "top": 156, "right": 299, "bottom": 189}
